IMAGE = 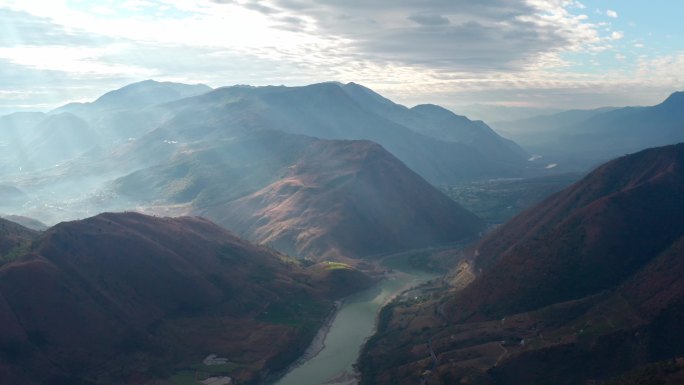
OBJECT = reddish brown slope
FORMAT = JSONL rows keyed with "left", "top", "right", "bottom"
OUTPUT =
{"left": 449, "top": 143, "right": 684, "bottom": 320}
{"left": 205, "top": 140, "right": 484, "bottom": 261}
{"left": 0, "top": 212, "right": 369, "bottom": 385}
{"left": 360, "top": 143, "right": 684, "bottom": 385}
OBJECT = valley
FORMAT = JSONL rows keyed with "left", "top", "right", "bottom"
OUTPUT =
{"left": 1, "top": 78, "right": 683, "bottom": 385}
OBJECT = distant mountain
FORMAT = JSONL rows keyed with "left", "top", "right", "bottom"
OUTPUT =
{"left": 360, "top": 143, "right": 684, "bottom": 385}
{"left": 53, "top": 79, "right": 212, "bottom": 113}
{"left": 493, "top": 93, "right": 684, "bottom": 170}
{"left": 113, "top": 130, "right": 485, "bottom": 260}
{"left": 0, "top": 113, "right": 46, "bottom": 173}
{"left": 0, "top": 216, "right": 48, "bottom": 231}
{"left": 456, "top": 104, "right": 565, "bottom": 122}
{"left": 2, "top": 80, "right": 517, "bottom": 260}
{"left": 0, "top": 217, "right": 36, "bottom": 256}
{"left": 493, "top": 106, "right": 618, "bottom": 143}
{"left": 337, "top": 83, "right": 528, "bottom": 165}
{"left": 0, "top": 81, "right": 212, "bottom": 175}
{"left": 0, "top": 212, "right": 371, "bottom": 385}
{"left": 135, "top": 82, "right": 532, "bottom": 184}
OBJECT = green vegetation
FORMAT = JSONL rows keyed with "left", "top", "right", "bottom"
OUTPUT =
{"left": 443, "top": 174, "right": 579, "bottom": 224}
{"left": 0, "top": 240, "right": 32, "bottom": 266}
{"left": 258, "top": 295, "right": 327, "bottom": 326}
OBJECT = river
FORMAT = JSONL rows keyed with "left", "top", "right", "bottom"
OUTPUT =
{"left": 274, "top": 253, "right": 439, "bottom": 385}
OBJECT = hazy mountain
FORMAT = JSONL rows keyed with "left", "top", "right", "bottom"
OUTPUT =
{"left": 49, "top": 81, "right": 212, "bottom": 148}
{"left": 0, "top": 215, "right": 48, "bottom": 231}
{"left": 337, "top": 83, "right": 528, "bottom": 165}
{"left": 133, "top": 81, "right": 533, "bottom": 184}
{"left": 113, "top": 130, "right": 485, "bottom": 260}
{"left": 455, "top": 104, "right": 565, "bottom": 122}
{"left": 0, "top": 217, "right": 36, "bottom": 256}
{"left": 360, "top": 143, "right": 684, "bottom": 385}
{"left": 0, "top": 112, "right": 47, "bottom": 173}
{"left": 0, "top": 212, "right": 372, "bottom": 385}
{"left": 53, "top": 80, "right": 212, "bottom": 114}
{"left": 492, "top": 93, "right": 684, "bottom": 170}
{"left": 493, "top": 106, "right": 618, "bottom": 143}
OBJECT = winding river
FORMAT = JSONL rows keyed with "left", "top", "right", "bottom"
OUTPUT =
{"left": 275, "top": 253, "right": 439, "bottom": 385}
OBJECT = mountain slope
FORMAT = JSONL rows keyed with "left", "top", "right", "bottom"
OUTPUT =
{"left": 113, "top": 131, "right": 485, "bottom": 261}
{"left": 0, "top": 217, "right": 36, "bottom": 257}
{"left": 339, "top": 82, "right": 529, "bottom": 164}
{"left": 0, "top": 212, "right": 370, "bottom": 385}
{"left": 54, "top": 80, "right": 212, "bottom": 113}
{"left": 204, "top": 138, "right": 485, "bottom": 260}
{"left": 360, "top": 143, "right": 684, "bottom": 385}
{"left": 133, "top": 82, "right": 531, "bottom": 184}
{"left": 493, "top": 106, "right": 618, "bottom": 144}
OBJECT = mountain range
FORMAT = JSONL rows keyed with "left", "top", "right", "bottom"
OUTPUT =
{"left": 0, "top": 80, "right": 509, "bottom": 261}
{"left": 494, "top": 93, "right": 684, "bottom": 170}
{"left": 360, "top": 142, "right": 684, "bottom": 385}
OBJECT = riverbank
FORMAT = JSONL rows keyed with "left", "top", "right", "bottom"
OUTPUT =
{"left": 273, "top": 252, "right": 440, "bottom": 385}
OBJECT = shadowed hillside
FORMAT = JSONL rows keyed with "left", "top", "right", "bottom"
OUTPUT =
{"left": 0, "top": 212, "right": 372, "bottom": 385}
{"left": 360, "top": 143, "right": 684, "bottom": 385}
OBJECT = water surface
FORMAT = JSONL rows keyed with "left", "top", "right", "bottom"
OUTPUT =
{"left": 275, "top": 254, "right": 437, "bottom": 385}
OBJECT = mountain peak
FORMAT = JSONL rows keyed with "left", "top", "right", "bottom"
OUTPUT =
{"left": 91, "top": 79, "right": 212, "bottom": 109}
{"left": 660, "top": 90, "right": 684, "bottom": 106}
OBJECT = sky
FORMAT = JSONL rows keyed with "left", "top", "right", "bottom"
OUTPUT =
{"left": 1, "top": 0, "right": 683, "bottom": 120}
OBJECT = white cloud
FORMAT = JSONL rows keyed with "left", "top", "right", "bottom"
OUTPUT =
{"left": 606, "top": 9, "right": 618, "bottom": 18}
{"left": 0, "top": 0, "right": 679, "bottom": 113}
{"left": 0, "top": 45, "right": 155, "bottom": 76}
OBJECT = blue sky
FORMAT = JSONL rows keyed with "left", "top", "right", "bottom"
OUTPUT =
{"left": 1, "top": 0, "right": 683, "bottom": 119}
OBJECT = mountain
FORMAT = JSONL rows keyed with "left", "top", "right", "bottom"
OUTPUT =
{"left": 0, "top": 217, "right": 36, "bottom": 257}
{"left": 360, "top": 143, "right": 684, "bottom": 385}
{"left": 54, "top": 80, "right": 212, "bottom": 113}
{"left": 133, "top": 81, "right": 532, "bottom": 184}
{"left": 492, "top": 93, "right": 684, "bottom": 170}
{"left": 0, "top": 216, "right": 48, "bottom": 231}
{"left": 0, "top": 81, "right": 211, "bottom": 174}
{"left": 456, "top": 104, "right": 565, "bottom": 122}
{"left": 0, "top": 112, "right": 47, "bottom": 174}
{"left": 113, "top": 130, "right": 485, "bottom": 261}
{"left": 337, "top": 82, "right": 528, "bottom": 165}
{"left": 0, "top": 212, "right": 372, "bottom": 385}
{"left": 2, "top": 80, "right": 536, "bottom": 229}
{"left": 493, "top": 106, "right": 618, "bottom": 144}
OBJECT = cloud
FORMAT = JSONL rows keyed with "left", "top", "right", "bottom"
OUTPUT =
{"left": 606, "top": 9, "right": 618, "bottom": 18}
{"left": 0, "top": 0, "right": 679, "bottom": 114}
{"left": 407, "top": 14, "right": 450, "bottom": 26}
{"left": 0, "top": 8, "right": 110, "bottom": 47}
{"left": 611, "top": 31, "right": 624, "bottom": 40}
{"left": 231, "top": 0, "right": 609, "bottom": 73}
